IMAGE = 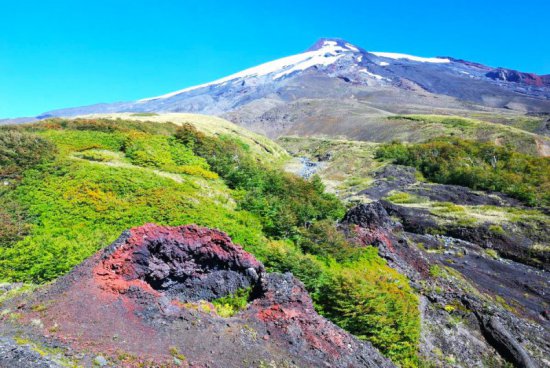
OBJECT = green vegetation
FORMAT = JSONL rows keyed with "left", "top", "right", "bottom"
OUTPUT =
{"left": 376, "top": 138, "right": 550, "bottom": 207}
{"left": 0, "top": 118, "right": 421, "bottom": 366}
{"left": 429, "top": 265, "right": 443, "bottom": 278}
{"left": 385, "top": 191, "right": 426, "bottom": 204}
{"left": 168, "top": 346, "right": 186, "bottom": 362}
{"left": 389, "top": 114, "right": 549, "bottom": 156}
{"left": 96, "top": 112, "right": 289, "bottom": 162}
{"left": 488, "top": 224, "right": 505, "bottom": 236}
{"left": 298, "top": 219, "right": 363, "bottom": 262}
{"left": 130, "top": 112, "right": 159, "bottom": 117}
{"left": 468, "top": 112, "right": 545, "bottom": 134}
{"left": 315, "top": 250, "right": 420, "bottom": 367}
{"left": 175, "top": 124, "right": 345, "bottom": 238}
{"left": 485, "top": 249, "right": 499, "bottom": 259}
{"left": 0, "top": 130, "right": 56, "bottom": 179}
{"left": 212, "top": 287, "right": 252, "bottom": 317}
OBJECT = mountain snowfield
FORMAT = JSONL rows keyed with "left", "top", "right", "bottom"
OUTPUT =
{"left": 141, "top": 40, "right": 355, "bottom": 101}
{"left": 139, "top": 40, "right": 452, "bottom": 102}
{"left": 8, "top": 38, "right": 550, "bottom": 138}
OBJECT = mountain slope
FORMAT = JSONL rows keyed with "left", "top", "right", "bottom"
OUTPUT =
{"left": 0, "top": 117, "right": 422, "bottom": 366}
{"left": 34, "top": 38, "right": 550, "bottom": 123}
{"left": 1, "top": 115, "right": 549, "bottom": 367}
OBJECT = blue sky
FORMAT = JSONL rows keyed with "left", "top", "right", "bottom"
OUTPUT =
{"left": 1, "top": 0, "right": 548, "bottom": 118}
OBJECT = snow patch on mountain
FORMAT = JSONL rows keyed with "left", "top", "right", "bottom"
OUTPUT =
{"left": 359, "top": 68, "right": 385, "bottom": 80}
{"left": 371, "top": 52, "right": 450, "bottom": 64}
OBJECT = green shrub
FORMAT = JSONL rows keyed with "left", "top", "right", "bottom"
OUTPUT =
{"left": 376, "top": 139, "right": 550, "bottom": 207}
{"left": 0, "top": 196, "right": 31, "bottom": 246}
{"left": 429, "top": 265, "right": 443, "bottom": 278}
{"left": 315, "top": 251, "right": 420, "bottom": 366}
{"left": 0, "top": 130, "right": 56, "bottom": 179}
{"left": 488, "top": 224, "right": 505, "bottom": 235}
{"left": 123, "top": 133, "right": 208, "bottom": 171}
{"left": 431, "top": 202, "right": 465, "bottom": 213}
{"left": 212, "top": 287, "right": 252, "bottom": 317}
{"left": 175, "top": 124, "right": 345, "bottom": 238}
{"left": 485, "top": 249, "right": 499, "bottom": 259}
{"left": 73, "top": 149, "right": 115, "bottom": 162}
{"left": 298, "top": 219, "right": 362, "bottom": 261}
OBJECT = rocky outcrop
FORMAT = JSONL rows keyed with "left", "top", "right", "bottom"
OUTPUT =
{"left": 98, "top": 224, "right": 264, "bottom": 301}
{"left": 486, "top": 68, "right": 550, "bottom": 87}
{"left": 245, "top": 273, "right": 393, "bottom": 368}
{"left": 359, "top": 165, "right": 550, "bottom": 270}
{"left": 2, "top": 224, "right": 393, "bottom": 368}
{"left": 479, "top": 316, "right": 537, "bottom": 368}
{"left": 342, "top": 201, "right": 550, "bottom": 367}
{"left": 0, "top": 337, "right": 62, "bottom": 368}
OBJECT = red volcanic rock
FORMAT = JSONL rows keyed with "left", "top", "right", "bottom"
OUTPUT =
{"left": 96, "top": 224, "right": 264, "bottom": 300}
{"left": 245, "top": 273, "right": 394, "bottom": 367}
{"left": 341, "top": 202, "right": 431, "bottom": 277}
{"left": 12, "top": 224, "right": 394, "bottom": 368}
{"left": 486, "top": 68, "right": 550, "bottom": 87}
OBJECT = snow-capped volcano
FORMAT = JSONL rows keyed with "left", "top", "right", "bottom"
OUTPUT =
{"left": 32, "top": 38, "right": 550, "bottom": 130}
{"left": 141, "top": 39, "right": 358, "bottom": 101}
{"left": 139, "top": 38, "right": 458, "bottom": 103}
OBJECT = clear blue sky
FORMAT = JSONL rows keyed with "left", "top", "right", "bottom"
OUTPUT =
{"left": 1, "top": 0, "right": 549, "bottom": 118}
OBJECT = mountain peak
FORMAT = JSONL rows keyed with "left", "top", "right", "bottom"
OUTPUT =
{"left": 307, "top": 38, "right": 362, "bottom": 53}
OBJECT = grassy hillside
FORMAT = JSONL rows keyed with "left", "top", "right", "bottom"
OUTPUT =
{"left": 82, "top": 112, "right": 290, "bottom": 162}
{"left": 0, "top": 117, "right": 421, "bottom": 366}
{"left": 386, "top": 115, "right": 550, "bottom": 156}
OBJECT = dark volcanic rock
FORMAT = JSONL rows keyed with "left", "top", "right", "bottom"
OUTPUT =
{"left": 101, "top": 224, "right": 263, "bottom": 301}
{"left": 342, "top": 200, "right": 395, "bottom": 230}
{"left": 0, "top": 337, "right": 61, "bottom": 368}
{"left": 341, "top": 201, "right": 550, "bottom": 367}
{"left": 2, "top": 224, "right": 393, "bottom": 368}
{"left": 381, "top": 200, "right": 438, "bottom": 234}
{"left": 479, "top": 316, "right": 537, "bottom": 368}
{"left": 359, "top": 165, "right": 549, "bottom": 269}
{"left": 359, "top": 165, "right": 417, "bottom": 199}
{"left": 362, "top": 164, "right": 522, "bottom": 207}
{"left": 408, "top": 183, "right": 521, "bottom": 206}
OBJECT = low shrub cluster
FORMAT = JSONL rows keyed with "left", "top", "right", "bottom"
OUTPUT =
{"left": 211, "top": 287, "right": 252, "bottom": 317}
{"left": 0, "top": 130, "right": 56, "bottom": 179}
{"left": 376, "top": 138, "right": 550, "bottom": 207}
